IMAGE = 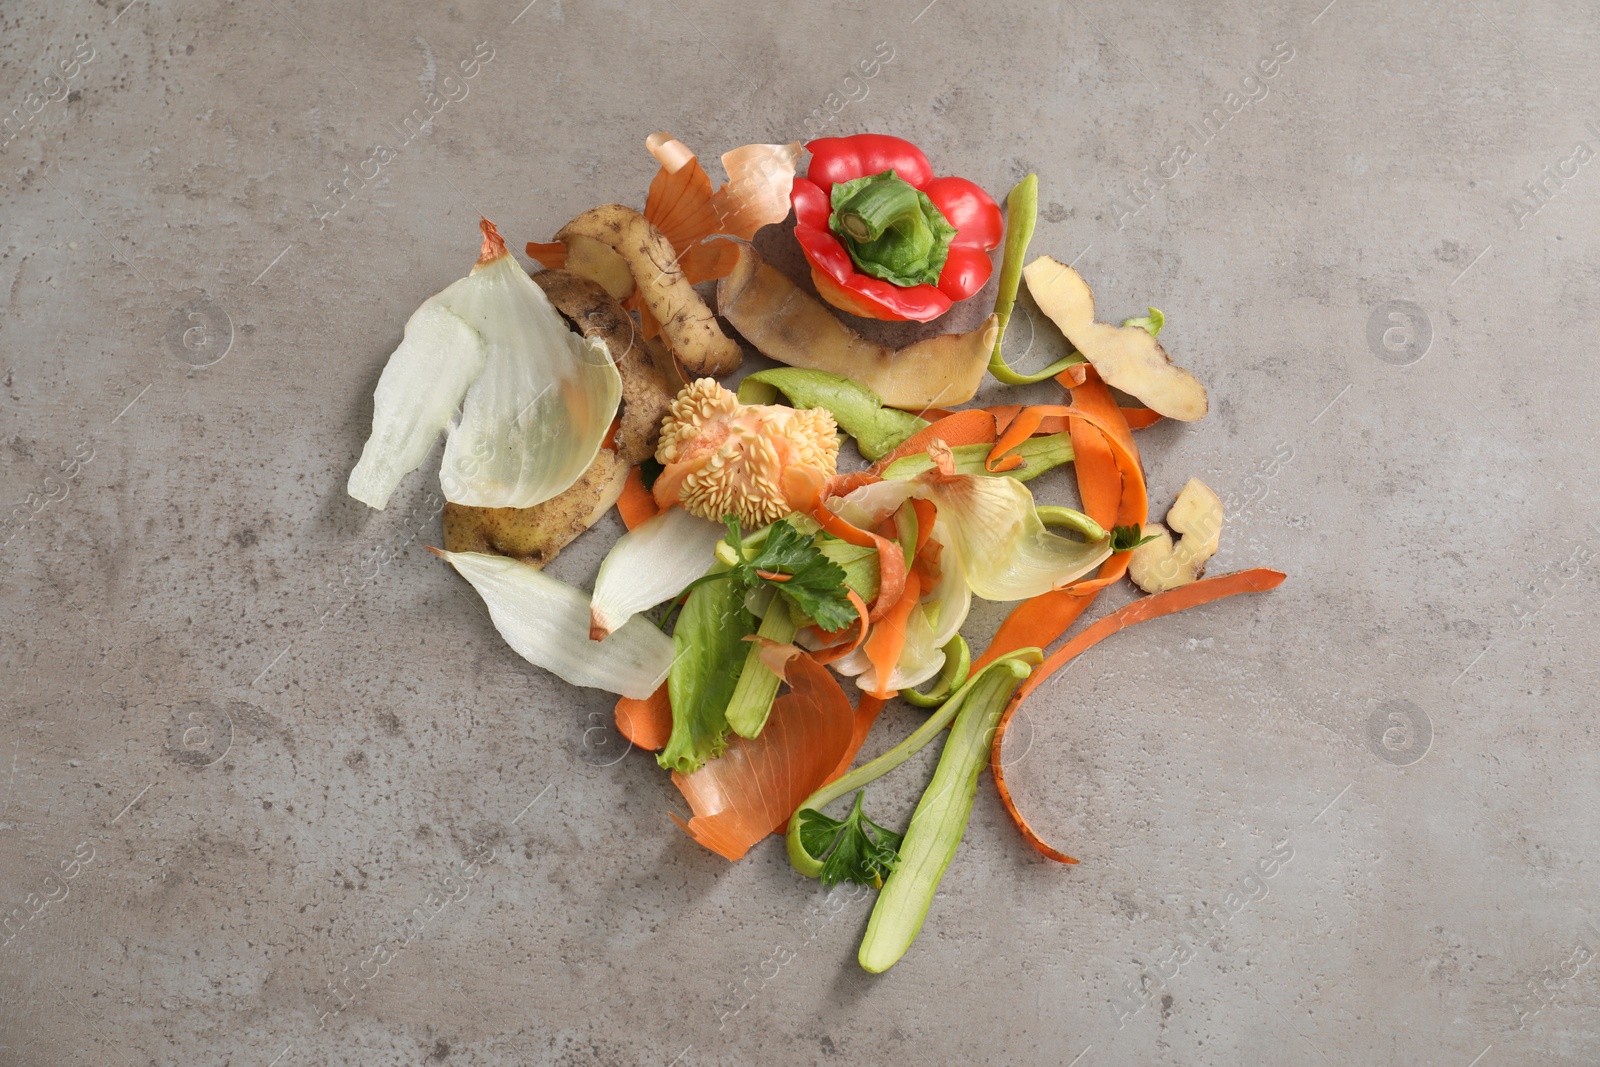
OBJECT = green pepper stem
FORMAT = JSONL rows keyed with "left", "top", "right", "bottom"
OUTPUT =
{"left": 828, "top": 171, "right": 958, "bottom": 289}
{"left": 835, "top": 172, "right": 926, "bottom": 242}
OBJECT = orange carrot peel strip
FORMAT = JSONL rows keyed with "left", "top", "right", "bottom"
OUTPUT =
{"left": 1121, "top": 407, "right": 1163, "bottom": 430}
{"left": 616, "top": 465, "right": 660, "bottom": 530}
{"left": 990, "top": 568, "right": 1287, "bottom": 863}
{"left": 824, "top": 408, "right": 1000, "bottom": 500}
{"left": 861, "top": 569, "right": 924, "bottom": 699}
{"left": 811, "top": 502, "right": 908, "bottom": 622}
{"left": 614, "top": 684, "right": 673, "bottom": 752}
{"left": 985, "top": 403, "right": 1140, "bottom": 477}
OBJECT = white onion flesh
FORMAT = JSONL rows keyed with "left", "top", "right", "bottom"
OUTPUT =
{"left": 589, "top": 507, "right": 725, "bottom": 639}
{"left": 347, "top": 301, "right": 485, "bottom": 510}
{"left": 439, "top": 549, "right": 672, "bottom": 699}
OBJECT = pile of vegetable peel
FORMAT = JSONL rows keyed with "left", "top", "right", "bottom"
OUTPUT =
{"left": 346, "top": 131, "right": 1285, "bottom": 973}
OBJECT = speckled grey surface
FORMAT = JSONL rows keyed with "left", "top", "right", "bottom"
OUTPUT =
{"left": 3, "top": 0, "right": 1599, "bottom": 1064}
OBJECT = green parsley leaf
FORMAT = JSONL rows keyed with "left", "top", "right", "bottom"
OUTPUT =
{"left": 636, "top": 457, "right": 664, "bottom": 492}
{"left": 1110, "top": 523, "right": 1160, "bottom": 552}
{"left": 796, "top": 791, "right": 903, "bottom": 888}
{"left": 720, "top": 517, "right": 857, "bottom": 633}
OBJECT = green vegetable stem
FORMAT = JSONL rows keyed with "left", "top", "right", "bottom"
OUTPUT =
{"left": 900, "top": 635, "right": 971, "bottom": 708}
{"left": 829, "top": 170, "right": 959, "bottom": 289}
{"left": 858, "top": 653, "right": 1036, "bottom": 973}
{"left": 988, "top": 174, "right": 1088, "bottom": 385}
{"left": 785, "top": 650, "right": 1042, "bottom": 883}
{"left": 882, "top": 433, "right": 1075, "bottom": 484}
{"left": 724, "top": 600, "right": 800, "bottom": 739}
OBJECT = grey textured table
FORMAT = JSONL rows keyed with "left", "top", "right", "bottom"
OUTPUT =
{"left": 3, "top": 1, "right": 1597, "bottom": 1064}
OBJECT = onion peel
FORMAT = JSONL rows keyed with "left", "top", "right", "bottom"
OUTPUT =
{"left": 670, "top": 651, "right": 855, "bottom": 861}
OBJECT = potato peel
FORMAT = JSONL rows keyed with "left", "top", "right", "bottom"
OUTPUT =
{"left": 1023, "top": 256, "right": 1208, "bottom": 421}
{"left": 557, "top": 204, "right": 742, "bottom": 377}
{"left": 717, "top": 241, "right": 995, "bottom": 411}
{"left": 1128, "top": 477, "right": 1223, "bottom": 593}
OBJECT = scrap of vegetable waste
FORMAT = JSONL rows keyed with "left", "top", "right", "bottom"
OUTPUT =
{"left": 717, "top": 242, "right": 997, "bottom": 410}
{"left": 792, "top": 134, "right": 1003, "bottom": 321}
{"left": 1024, "top": 256, "right": 1208, "bottom": 420}
{"left": 653, "top": 378, "right": 840, "bottom": 528}
{"left": 430, "top": 548, "right": 672, "bottom": 699}
{"left": 527, "top": 134, "right": 800, "bottom": 361}
{"left": 1128, "top": 477, "right": 1224, "bottom": 593}
{"left": 441, "top": 268, "right": 680, "bottom": 567}
{"left": 348, "top": 219, "right": 621, "bottom": 511}
{"left": 349, "top": 133, "right": 1287, "bottom": 978}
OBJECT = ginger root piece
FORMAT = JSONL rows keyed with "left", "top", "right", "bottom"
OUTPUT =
{"left": 1023, "top": 256, "right": 1208, "bottom": 421}
{"left": 557, "top": 204, "right": 742, "bottom": 377}
{"left": 442, "top": 269, "right": 680, "bottom": 567}
{"left": 717, "top": 242, "right": 996, "bottom": 411}
{"left": 1129, "top": 477, "right": 1224, "bottom": 593}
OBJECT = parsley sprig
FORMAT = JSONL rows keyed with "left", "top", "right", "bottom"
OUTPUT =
{"left": 712, "top": 517, "right": 857, "bottom": 632}
{"left": 1110, "top": 523, "right": 1159, "bottom": 552}
{"left": 796, "top": 791, "right": 903, "bottom": 888}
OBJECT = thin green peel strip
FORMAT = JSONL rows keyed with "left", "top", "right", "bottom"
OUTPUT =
{"left": 988, "top": 174, "right": 1087, "bottom": 385}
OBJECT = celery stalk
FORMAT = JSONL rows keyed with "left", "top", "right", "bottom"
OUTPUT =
{"left": 725, "top": 603, "right": 800, "bottom": 738}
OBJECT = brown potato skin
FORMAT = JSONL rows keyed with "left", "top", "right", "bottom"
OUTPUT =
{"left": 441, "top": 269, "right": 679, "bottom": 567}
{"left": 557, "top": 204, "right": 742, "bottom": 377}
{"left": 442, "top": 451, "right": 627, "bottom": 567}
{"left": 530, "top": 268, "right": 678, "bottom": 468}
{"left": 716, "top": 242, "right": 994, "bottom": 410}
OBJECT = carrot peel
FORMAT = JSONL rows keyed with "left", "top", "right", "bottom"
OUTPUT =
{"left": 617, "top": 465, "right": 660, "bottom": 530}
{"left": 614, "top": 683, "right": 673, "bottom": 752}
{"left": 861, "top": 569, "right": 923, "bottom": 698}
{"left": 990, "top": 569, "right": 1287, "bottom": 863}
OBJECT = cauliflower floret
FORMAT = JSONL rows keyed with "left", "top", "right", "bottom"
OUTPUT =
{"left": 653, "top": 378, "right": 840, "bottom": 527}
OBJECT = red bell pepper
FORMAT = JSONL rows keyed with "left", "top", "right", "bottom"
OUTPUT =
{"left": 791, "top": 134, "right": 1004, "bottom": 322}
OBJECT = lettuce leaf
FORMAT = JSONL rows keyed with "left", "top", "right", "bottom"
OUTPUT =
{"left": 660, "top": 562, "right": 756, "bottom": 773}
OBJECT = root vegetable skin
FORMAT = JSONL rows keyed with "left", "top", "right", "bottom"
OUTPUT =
{"left": 556, "top": 204, "right": 742, "bottom": 377}
{"left": 561, "top": 235, "right": 636, "bottom": 302}
{"left": 717, "top": 242, "right": 996, "bottom": 410}
{"left": 1023, "top": 256, "right": 1208, "bottom": 422}
{"left": 441, "top": 453, "right": 627, "bottom": 567}
{"left": 1128, "top": 477, "right": 1224, "bottom": 593}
